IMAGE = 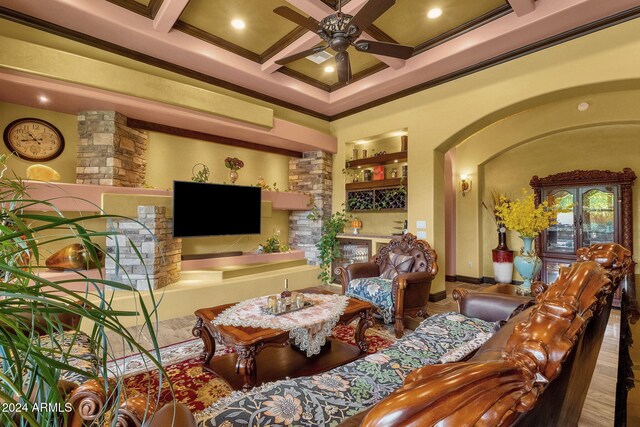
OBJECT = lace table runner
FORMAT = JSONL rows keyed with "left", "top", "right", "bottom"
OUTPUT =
{"left": 212, "top": 293, "right": 350, "bottom": 356}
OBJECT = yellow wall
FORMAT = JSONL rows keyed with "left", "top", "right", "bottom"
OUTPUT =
{"left": 145, "top": 131, "right": 292, "bottom": 255}
{"left": 331, "top": 18, "right": 640, "bottom": 293}
{"left": 0, "top": 19, "right": 329, "bottom": 133}
{"left": 0, "top": 101, "right": 77, "bottom": 182}
{"left": 0, "top": 103, "right": 294, "bottom": 257}
{"left": 455, "top": 88, "right": 640, "bottom": 279}
{"left": 480, "top": 123, "right": 640, "bottom": 280}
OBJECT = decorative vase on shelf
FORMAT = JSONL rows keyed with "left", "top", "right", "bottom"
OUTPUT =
{"left": 491, "top": 227, "right": 513, "bottom": 283}
{"left": 513, "top": 235, "right": 542, "bottom": 290}
{"left": 229, "top": 170, "right": 238, "bottom": 184}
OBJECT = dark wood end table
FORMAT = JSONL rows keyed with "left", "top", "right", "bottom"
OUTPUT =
{"left": 192, "top": 288, "right": 373, "bottom": 390}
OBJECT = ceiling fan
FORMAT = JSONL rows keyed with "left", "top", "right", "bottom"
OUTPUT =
{"left": 274, "top": 0, "right": 414, "bottom": 83}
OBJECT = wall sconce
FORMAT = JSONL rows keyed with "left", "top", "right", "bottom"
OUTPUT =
{"left": 460, "top": 174, "right": 472, "bottom": 197}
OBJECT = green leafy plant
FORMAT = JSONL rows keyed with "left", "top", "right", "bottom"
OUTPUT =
{"left": 314, "top": 210, "right": 350, "bottom": 284}
{"left": 261, "top": 235, "right": 289, "bottom": 253}
{"left": 191, "top": 163, "right": 210, "bottom": 183}
{"left": 263, "top": 235, "right": 281, "bottom": 253}
{"left": 0, "top": 155, "right": 167, "bottom": 426}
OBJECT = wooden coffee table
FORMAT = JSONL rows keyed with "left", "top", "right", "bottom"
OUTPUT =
{"left": 192, "top": 288, "right": 373, "bottom": 390}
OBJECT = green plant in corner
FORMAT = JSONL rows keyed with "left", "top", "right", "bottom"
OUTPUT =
{"left": 0, "top": 154, "right": 168, "bottom": 426}
{"left": 314, "top": 210, "right": 350, "bottom": 284}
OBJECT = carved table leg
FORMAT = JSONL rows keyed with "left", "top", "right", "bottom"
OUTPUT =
{"left": 235, "top": 345, "right": 259, "bottom": 391}
{"left": 394, "top": 315, "right": 405, "bottom": 338}
{"left": 354, "top": 308, "right": 374, "bottom": 353}
{"left": 192, "top": 317, "right": 216, "bottom": 365}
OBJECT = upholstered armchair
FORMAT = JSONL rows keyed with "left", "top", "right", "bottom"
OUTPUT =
{"left": 335, "top": 233, "right": 438, "bottom": 338}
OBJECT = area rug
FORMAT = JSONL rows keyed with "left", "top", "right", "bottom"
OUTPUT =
{"left": 110, "top": 322, "right": 396, "bottom": 414}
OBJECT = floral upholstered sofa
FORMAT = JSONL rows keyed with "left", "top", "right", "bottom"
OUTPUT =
{"left": 196, "top": 312, "right": 495, "bottom": 426}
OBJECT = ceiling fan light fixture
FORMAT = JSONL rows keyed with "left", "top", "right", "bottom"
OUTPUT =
{"left": 320, "top": 13, "right": 353, "bottom": 35}
{"left": 231, "top": 19, "right": 246, "bottom": 29}
{"left": 427, "top": 8, "right": 443, "bottom": 19}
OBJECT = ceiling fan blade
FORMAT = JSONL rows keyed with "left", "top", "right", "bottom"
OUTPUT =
{"left": 274, "top": 6, "right": 321, "bottom": 33}
{"left": 348, "top": 0, "right": 396, "bottom": 36}
{"left": 275, "top": 46, "right": 328, "bottom": 65}
{"left": 336, "top": 51, "right": 352, "bottom": 83}
{"left": 354, "top": 40, "right": 413, "bottom": 59}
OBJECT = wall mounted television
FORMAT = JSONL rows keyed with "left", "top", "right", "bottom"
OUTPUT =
{"left": 173, "top": 181, "right": 261, "bottom": 238}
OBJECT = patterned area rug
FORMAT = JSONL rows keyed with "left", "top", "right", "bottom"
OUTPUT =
{"left": 110, "top": 322, "right": 396, "bottom": 414}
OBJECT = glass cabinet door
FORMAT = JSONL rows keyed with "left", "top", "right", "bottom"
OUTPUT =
{"left": 544, "top": 189, "right": 576, "bottom": 253}
{"left": 580, "top": 187, "right": 617, "bottom": 247}
{"left": 544, "top": 259, "right": 572, "bottom": 284}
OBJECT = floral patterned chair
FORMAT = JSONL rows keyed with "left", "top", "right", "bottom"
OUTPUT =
{"left": 336, "top": 233, "right": 438, "bottom": 337}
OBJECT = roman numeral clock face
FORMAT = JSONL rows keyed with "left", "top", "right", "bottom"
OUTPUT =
{"left": 3, "top": 118, "right": 65, "bottom": 161}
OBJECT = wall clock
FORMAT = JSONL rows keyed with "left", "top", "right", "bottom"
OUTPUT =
{"left": 3, "top": 118, "right": 65, "bottom": 162}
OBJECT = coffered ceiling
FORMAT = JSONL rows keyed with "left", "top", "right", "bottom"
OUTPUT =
{"left": 0, "top": 0, "right": 639, "bottom": 120}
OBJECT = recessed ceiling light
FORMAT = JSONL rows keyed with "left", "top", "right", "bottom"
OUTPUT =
{"left": 38, "top": 95, "right": 50, "bottom": 104}
{"left": 427, "top": 8, "right": 443, "bottom": 19}
{"left": 324, "top": 65, "right": 335, "bottom": 73}
{"left": 577, "top": 102, "right": 590, "bottom": 111}
{"left": 231, "top": 19, "right": 246, "bottom": 29}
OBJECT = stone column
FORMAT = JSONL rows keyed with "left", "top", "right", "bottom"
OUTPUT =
{"left": 106, "top": 206, "right": 181, "bottom": 290}
{"left": 288, "top": 151, "right": 333, "bottom": 265}
{"left": 76, "top": 111, "right": 147, "bottom": 187}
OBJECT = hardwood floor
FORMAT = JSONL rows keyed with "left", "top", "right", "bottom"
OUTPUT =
{"left": 107, "top": 281, "right": 618, "bottom": 426}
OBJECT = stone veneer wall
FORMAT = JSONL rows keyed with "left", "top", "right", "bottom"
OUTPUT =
{"left": 76, "top": 111, "right": 147, "bottom": 187}
{"left": 289, "top": 151, "right": 333, "bottom": 265}
{"left": 106, "top": 206, "right": 181, "bottom": 290}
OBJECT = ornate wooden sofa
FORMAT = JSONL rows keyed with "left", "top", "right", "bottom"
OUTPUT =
{"left": 336, "top": 233, "right": 438, "bottom": 337}
{"left": 359, "top": 244, "right": 631, "bottom": 426}
{"left": 197, "top": 245, "right": 629, "bottom": 427}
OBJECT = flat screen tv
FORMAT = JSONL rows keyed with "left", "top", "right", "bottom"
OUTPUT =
{"left": 173, "top": 181, "right": 261, "bottom": 237}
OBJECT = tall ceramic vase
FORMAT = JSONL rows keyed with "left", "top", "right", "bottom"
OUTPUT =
{"left": 513, "top": 236, "right": 542, "bottom": 290}
{"left": 492, "top": 228, "right": 513, "bottom": 283}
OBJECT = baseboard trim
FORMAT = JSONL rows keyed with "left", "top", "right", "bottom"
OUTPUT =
{"left": 429, "top": 290, "right": 447, "bottom": 302}
{"left": 447, "top": 275, "right": 523, "bottom": 286}
{"left": 455, "top": 275, "right": 483, "bottom": 284}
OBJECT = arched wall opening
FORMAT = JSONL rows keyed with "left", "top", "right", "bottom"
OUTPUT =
{"left": 446, "top": 88, "right": 640, "bottom": 282}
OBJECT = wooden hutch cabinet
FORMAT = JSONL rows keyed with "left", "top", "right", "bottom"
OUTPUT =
{"left": 530, "top": 168, "right": 636, "bottom": 305}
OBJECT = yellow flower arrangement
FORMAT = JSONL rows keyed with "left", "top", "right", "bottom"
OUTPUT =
{"left": 495, "top": 189, "right": 565, "bottom": 238}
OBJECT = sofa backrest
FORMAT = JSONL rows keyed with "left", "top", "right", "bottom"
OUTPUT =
{"left": 360, "top": 260, "right": 615, "bottom": 427}
{"left": 374, "top": 233, "right": 437, "bottom": 275}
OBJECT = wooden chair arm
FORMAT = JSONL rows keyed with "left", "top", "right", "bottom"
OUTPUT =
{"left": 531, "top": 281, "right": 548, "bottom": 297}
{"left": 336, "top": 262, "right": 380, "bottom": 293}
{"left": 361, "top": 359, "right": 533, "bottom": 427}
{"left": 395, "top": 271, "right": 436, "bottom": 289}
{"left": 68, "top": 378, "right": 114, "bottom": 424}
{"left": 115, "top": 395, "right": 158, "bottom": 427}
{"left": 144, "top": 402, "right": 197, "bottom": 427}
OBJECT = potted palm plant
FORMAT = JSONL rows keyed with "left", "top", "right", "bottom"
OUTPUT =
{"left": 0, "top": 155, "right": 168, "bottom": 426}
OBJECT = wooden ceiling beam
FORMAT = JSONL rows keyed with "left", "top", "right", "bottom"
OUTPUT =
{"left": 265, "top": 0, "right": 403, "bottom": 73}
{"left": 153, "top": 0, "right": 189, "bottom": 32}
{"left": 286, "top": 0, "right": 335, "bottom": 20}
{"left": 508, "top": 0, "right": 536, "bottom": 17}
